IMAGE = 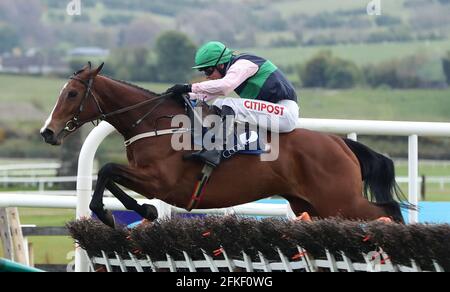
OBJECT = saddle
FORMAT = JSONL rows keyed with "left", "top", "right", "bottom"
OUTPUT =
{"left": 182, "top": 95, "right": 268, "bottom": 158}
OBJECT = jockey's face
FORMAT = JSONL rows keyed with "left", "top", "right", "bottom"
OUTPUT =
{"left": 203, "top": 64, "right": 225, "bottom": 80}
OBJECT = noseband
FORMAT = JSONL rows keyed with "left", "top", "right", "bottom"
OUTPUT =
{"left": 66, "top": 75, "right": 104, "bottom": 132}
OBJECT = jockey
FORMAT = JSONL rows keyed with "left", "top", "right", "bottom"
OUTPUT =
{"left": 166, "top": 41, "right": 299, "bottom": 167}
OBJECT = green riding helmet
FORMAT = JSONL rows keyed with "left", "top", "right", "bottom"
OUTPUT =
{"left": 192, "top": 41, "right": 233, "bottom": 69}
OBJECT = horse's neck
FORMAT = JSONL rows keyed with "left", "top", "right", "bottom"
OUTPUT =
{"left": 93, "top": 76, "right": 183, "bottom": 139}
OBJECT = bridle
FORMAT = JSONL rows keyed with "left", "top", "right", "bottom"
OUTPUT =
{"left": 65, "top": 75, "right": 103, "bottom": 132}
{"left": 64, "top": 74, "right": 170, "bottom": 133}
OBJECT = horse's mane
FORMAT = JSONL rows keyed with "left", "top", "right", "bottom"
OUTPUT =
{"left": 74, "top": 69, "right": 85, "bottom": 75}
{"left": 103, "top": 75, "right": 160, "bottom": 97}
{"left": 73, "top": 66, "right": 160, "bottom": 97}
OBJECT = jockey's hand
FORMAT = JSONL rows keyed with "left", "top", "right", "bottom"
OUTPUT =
{"left": 166, "top": 84, "right": 192, "bottom": 96}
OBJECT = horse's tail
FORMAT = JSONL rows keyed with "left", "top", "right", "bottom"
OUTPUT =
{"left": 343, "top": 138, "right": 415, "bottom": 222}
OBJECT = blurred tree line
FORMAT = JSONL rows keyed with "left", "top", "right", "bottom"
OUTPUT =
{"left": 2, "top": 0, "right": 448, "bottom": 89}
{"left": 297, "top": 51, "right": 450, "bottom": 89}
{"left": 69, "top": 34, "right": 450, "bottom": 89}
{"left": 11, "top": 0, "right": 450, "bottom": 53}
{"left": 0, "top": 24, "right": 19, "bottom": 53}
{"left": 69, "top": 31, "right": 197, "bottom": 83}
{"left": 300, "top": 51, "right": 361, "bottom": 89}
{"left": 443, "top": 52, "right": 450, "bottom": 85}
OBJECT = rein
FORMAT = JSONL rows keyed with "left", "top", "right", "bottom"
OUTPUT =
{"left": 66, "top": 74, "right": 190, "bottom": 147}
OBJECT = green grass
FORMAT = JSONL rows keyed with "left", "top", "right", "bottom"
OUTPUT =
{"left": 395, "top": 161, "right": 450, "bottom": 177}
{"left": 394, "top": 161, "right": 450, "bottom": 201}
{"left": 397, "top": 183, "right": 449, "bottom": 201}
{"left": 245, "top": 40, "right": 450, "bottom": 67}
{"left": 300, "top": 88, "right": 450, "bottom": 122}
{"left": 20, "top": 208, "right": 75, "bottom": 266}
{"left": 19, "top": 208, "right": 75, "bottom": 226}
{"left": 0, "top": 236, "right": 74, "bottom": 265}
{"left": 25, "top": 236, "right": 74, "bottom": 265}
{"left": 246, "top": 40, "right": 450, "bottom": 83}
{"left": 0, "top": 74, "right": 171, "bottom": 113}
{"left": 1, "top": 75, "right": 449, "bottom": 122}
{"left": 0, "top": 208, "right": 75, "bottom": 265}
{"left": 0, "top": 74, "right": 65, "bottom": 110}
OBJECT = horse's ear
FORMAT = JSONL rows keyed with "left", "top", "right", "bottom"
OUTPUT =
{"left": 92, "top": 62, "right": 105, "bottom": 76}
{"left": 88, "top": 61, "right": 92, "bottom": 70}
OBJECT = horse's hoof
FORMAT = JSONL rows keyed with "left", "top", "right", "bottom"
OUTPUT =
{"left": 97, "top": 210, "right": 116, "bottom": 228}
{"left": 376, "top": 217, "right": 393, "bottom": 223}
{"left": 142, "top": 204, "right": 158, "bottom": 221}
{"left": 295, "top": 212, "right": 312, "bottom": 222}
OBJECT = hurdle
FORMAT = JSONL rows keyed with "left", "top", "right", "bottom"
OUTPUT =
{"left": 69, "top": 217, "right": 448, "bottom": 272}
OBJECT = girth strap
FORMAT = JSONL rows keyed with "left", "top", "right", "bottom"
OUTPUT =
{"left": 186, "top": 164, "right": 214, "bottom": 211}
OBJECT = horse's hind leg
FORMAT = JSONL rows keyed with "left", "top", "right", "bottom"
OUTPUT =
{"left": 286, "top": 197, "right": 319, "bottom": 218}
{"left": 90, "top": 163, "right": 158, "bottom": 228}
{"left": 313, "top": 192, "right": 389, "bottom": 221}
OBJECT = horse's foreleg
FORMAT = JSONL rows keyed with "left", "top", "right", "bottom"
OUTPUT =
{"left": 90, "top": 163, "right": 158, "bottom": 228}
{"left": 106, "top": 181, "right": 158, "bottom": 221}
{"left": 89, "top": 164, "right": 116, "bottom": 228}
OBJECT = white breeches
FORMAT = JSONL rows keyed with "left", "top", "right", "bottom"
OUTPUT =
{"left": 212, "top": 98, "right": 299, "bottom": 133}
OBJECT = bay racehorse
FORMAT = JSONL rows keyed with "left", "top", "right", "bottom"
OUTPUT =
{"left": 41, "top": 63, "right": 411, "bottom": 227}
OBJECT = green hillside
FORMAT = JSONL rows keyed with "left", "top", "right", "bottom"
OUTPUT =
{"left": 0, "top": 74, "right": 170, "bottom": 110}
{"left": 247, "top": 40, "right": 450, "bottom": 66}
{"left": 1, "top": 74, "right": 449, "bottom": 122}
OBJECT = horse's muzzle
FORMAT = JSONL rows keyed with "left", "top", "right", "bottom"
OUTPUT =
{"left": 40, "top": 128, "right": 59, "bottom": 145}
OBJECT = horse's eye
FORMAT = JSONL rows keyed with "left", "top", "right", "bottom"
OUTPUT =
{"left": 68, "top": 91, "right": 78, "bottom": 99}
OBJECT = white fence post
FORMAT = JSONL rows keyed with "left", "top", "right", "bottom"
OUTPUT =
{"left": 75, "top": 122, "right": 116, "bottom": 272}
{"left": 408, "top": 135, "right": 419, "bottom": 224}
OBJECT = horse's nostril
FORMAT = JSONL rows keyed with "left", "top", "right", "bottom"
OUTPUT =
{"left": 41, "top": 128, "right": 53, "bottom": 137}
{"left": 41, "top": 128, "right": 55, "bottom": 143}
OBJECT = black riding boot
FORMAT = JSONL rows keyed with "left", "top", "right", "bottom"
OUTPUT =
{"left": 184, "top": 105, "right": 235, "bottom": 168}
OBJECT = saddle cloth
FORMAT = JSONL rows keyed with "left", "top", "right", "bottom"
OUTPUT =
{"left": 186, "top": 98, "right": 268, "bottom": 157}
